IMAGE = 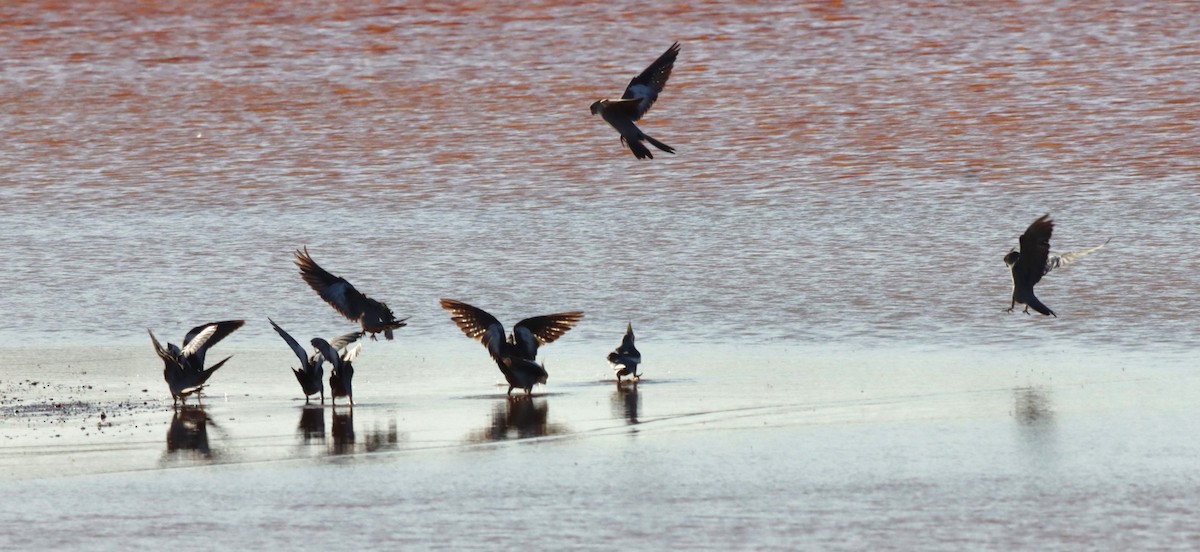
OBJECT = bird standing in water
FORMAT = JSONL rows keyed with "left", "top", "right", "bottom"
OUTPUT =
{"left": 312, "top": 337, "right": 362, "bottom": 407}
{"left": 269, "top": 318, "right": 361, "bottom": 404}
{"left": 590, "top": 42, "right": 680, "bottom": 159}
{"left": 294, "top": 247, "right": 408, "bottom": 340}
{"left": 607, "top": 322, "right": 642, "bottom": 383}
{"left": 149, "top": 320, "right": 245, "bottom": 406}
{"left": 440, "top": 299, "right": 583, "bottom": 395}
{"left": 1004, "top": 214, "right": 1109, "bottom": 317}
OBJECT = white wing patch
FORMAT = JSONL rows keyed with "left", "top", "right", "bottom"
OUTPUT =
{"left": 1045, "top": 238, "right": 1111, "bottom": 275}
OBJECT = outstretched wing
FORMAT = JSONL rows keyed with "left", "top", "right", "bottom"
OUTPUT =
{"left": 1015, "top": 215, "right": 1053, "bottom": 286}
{"left": 1046, "top": 238, "right": 1111, "bottom": 274}
{"left": 440, "top": 299, "right": 508, "bottom": 361}
{"left": 269, "top": 318, "right": 311, "bottom": 367}
{"left": 512, "top": 311, "right": 584, "bottom": 360}
{"left": 326, "top": 331, "right": 364, "bottom": 353}
{"left": 295, "top": 247, "right": 369, "bottom": 322}
{"left": 148, "top": 329, "right": 176, "bottom": 364}
{"left": 181, "top": 320, "right": 245, "bottom": 367}
{"left": 621, "top": 42, "right": 680, "bottom": 121}
{"left": 343, "top": 342, "right": 363, "bottom": 363}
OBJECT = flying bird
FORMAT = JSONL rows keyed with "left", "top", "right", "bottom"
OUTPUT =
{"left": 590, "top": 42, "right": 680, "bottom": 159}
{"left": 269, "top": 318, "right": 361, "bottom": 404}
{"left": 440, "top": 298, "right": 583, "bottom": 395}
{"left": 312, "top": 337, "right": 362, "bottom": 407}
{"left": 149, "top": 320, "right": 245, "bottom": 406}
{"left": 294, "top": 247, "right": 408, "bottom": 340}
{"left": 1004, "top": 214, "right": 1109, "bottom": 317}
{"left": 607, "top": 322, "right": 642, "bottom": 383}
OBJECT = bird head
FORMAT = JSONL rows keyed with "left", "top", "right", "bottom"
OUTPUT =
{"left": 589, "top": 100, "right": 604, "bottom": 115}
{"left": 1003, "top": 249, "right": 1019, "bottom": 267}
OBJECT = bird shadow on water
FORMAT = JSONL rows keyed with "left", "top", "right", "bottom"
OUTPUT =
{"left": 1012, "top": 386, "right": 1058, "bottom": 464}
{"left": 297, "top": 405, "right": 325, "bottom": 443}
{"left": 466, "top": 396, "right": 569, "bottom": 443}
{"left": 161, "top": 406, "right": 220, "bottom": 464}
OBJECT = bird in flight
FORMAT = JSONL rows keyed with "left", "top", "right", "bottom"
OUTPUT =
{"left": 294, "top": 247, "right": 408, "bottom": 340}
{"left": 607, "top": 322, "right": 642, "bottom": 383}
{"left": 1004, "top": 214, "right": 1110, "bottom": 317}
{"left": 149, "top": 320, "right": 245, "bottom": 406}
{"left": 269, "top": 318, "right": 361, "bottom": 404}
{"left": 312, "top": 337, "right": 362, "bottom": 407}
{"left": 590, "top": 42, "right": 680, "bottom": 159}
{"left": 440, "top": 299, "right": 583, "bottom": 395}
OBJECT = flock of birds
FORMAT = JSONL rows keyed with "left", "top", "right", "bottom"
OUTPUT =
{"left": 148, "top": 43, "right": 1109, "bottom": 408}
{"left": 149, "top": 248, "right": 644, "bottom": 407}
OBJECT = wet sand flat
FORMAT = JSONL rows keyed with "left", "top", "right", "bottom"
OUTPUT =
{"left": 3, "top": 343, "right": 1199, "bottom": 550}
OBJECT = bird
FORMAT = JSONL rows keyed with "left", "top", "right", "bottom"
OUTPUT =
{"left": 269, "top": 318, "right": 361, "bottom": 404}
{"left": 590, "top": 42, "right": 680, "bottom": 159}
{"left": 148, "top": 320, "right": 245, "bottom": 406}
{"left": 1004, "top": 214, "right": 1109, "bottom": 317}
{"left": 312, "top": 337, "right": 362, "bottom": 407}
{"left": 294, "top": 247, "right": 408, "bottom": 340}
{"left": 607, "top": 322, "right": 642, "bottom": 383}
{"left": 440, "top": 298, "right": 583, "bottom": 395}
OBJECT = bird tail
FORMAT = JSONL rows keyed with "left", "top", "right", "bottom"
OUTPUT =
{"left": 643, "top": 133, "right": 675, "bottom": 155}
{"left": 622, "top": 136, "right": 654, "bottom": 159}
{"left": 1026, "top": 296, "right": 1057, "bottom": 317}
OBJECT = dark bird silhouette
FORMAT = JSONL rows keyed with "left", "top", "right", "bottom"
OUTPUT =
{"left": 607, "top": 322, "right": 642, "bottom": 383}
{"left": 294, "top": 247, "right": 408, "bottom": 340}
{"left": 313, "top": 337, "right": 361, "bottom": 407}
{"left": 1004, "top": 215, "right": 1109, "bottom": 317}
{"left": 269, "top": 318, "right": 361, "bottom": 404}
{"left": 590, "top": 42, "right": 680, "bottom": 159}
{"left": 440, "top": 299, "right": 583, "bottom": 395}
{"left": 149, "top": 320, "right": 245, "bottom": 406}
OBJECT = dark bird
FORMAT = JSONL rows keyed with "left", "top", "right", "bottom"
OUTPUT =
{"left": 294, "top": 247, "right": 408, "bottom": 340}
{"left": 269, "top": 318, "right": 361, "bottom": 404}
{"left": 149, "top": 320, "right": 245, "bottom": 406}
{"left": 313, "top": 337, "right": 361, "bottom": 407}
{"left": 440, "top": 299, "right": 583, "bottom": 395}
{"left": 1004, "top": 214, "right": 1109, "bottom": 317}
{"left": 590, "top": 42, "right": 680, "bottom": 159}
{"left": 607, "top": 322, "right": 642, "bottom": 383}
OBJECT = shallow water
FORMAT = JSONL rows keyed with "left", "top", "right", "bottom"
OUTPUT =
{"left": 2, "top": 0, "right": 1199, "bottom": 548}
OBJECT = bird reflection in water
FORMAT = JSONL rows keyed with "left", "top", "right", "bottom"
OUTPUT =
{"left": 297, "top": 405, "right": 325, "bottom": 443}
{"left": 164, "top": 406, "right": 217, "bottom": 460}
{"left": 612, "top": 385, "right": 641, "bottom": 425}
{"left": 469, "top": 396, "right": 565, "bottom": 442}
{"left": 327, "top": 407, "right": 399, "bottom": 456}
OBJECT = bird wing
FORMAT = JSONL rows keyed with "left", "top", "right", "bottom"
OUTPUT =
{"left": 311, "top": 338, "right": 341, "bottom": 371}
{"left": 342, "top": 342, "right": 363, "bottom": 363}
{"left": 294, "top": 247, "right": 369, "bottom": 322}
{"left": 326, "top": 331, "right": 364, "bottom": 353}
{"left": 1046, "top": 238, "right": 1111, "bottom": 275}
{"left": 1015, "top": 215, "right": 1053, "bottom": 286}
{"left": 148, "top": 329, "right": 176, "bottom": 363}
{"left": 621, "top": 42, "right": 680, "bottom": 120}
{"left": 181, "top": 320, "right": 245, "bottom": 367}
{"left": 512, "top": 311, "right": 585, "bottom": 359}
{"left": 440, "top": 299, "right": 508, "bottom": 361}
{"left": 269, "top": 318, "right": 311, "bottom": 368}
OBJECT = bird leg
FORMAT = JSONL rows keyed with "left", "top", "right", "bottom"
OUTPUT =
{"left": 507, "top": 385, "right": 514, "bottom": 396}
{"left": 1023, "top": 305, "right": 1031, "bottom": 315}
{"left": 320, "top": 389, "right": 325, "bottom": 405}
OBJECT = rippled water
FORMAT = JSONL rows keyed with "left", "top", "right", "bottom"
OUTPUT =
{"left": 2, "top": 0, "right": 1197, "bottom": 350}
{"left": 2, "top": 1, "right": 1199, "bottom": 548}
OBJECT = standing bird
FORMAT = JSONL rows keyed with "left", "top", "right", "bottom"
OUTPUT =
{"left": 269, "top": 318, "right": 361, "bottom": 404}
{"left": 149, "top": 320, "right": 245, "bottom": 406}
{"left": 440, "top": 299, "right": 583, "bottom": 395}
{"left": 607, "top": 322, "right": 642, "bottom": 383}
{"left": 294, "top": 247, "right": 408, "bottom": 340}
{"left": 1004, "top": 214, "right": 1109, "bottom": 317}
{"left": 312, "top": 337, "right": 362, "bottom": 407}
{"left": 590, "top": 42, "right": 680, "bottom": 159}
